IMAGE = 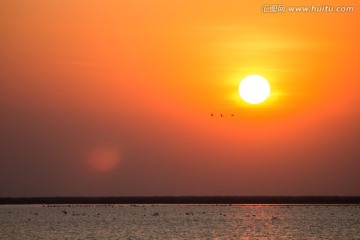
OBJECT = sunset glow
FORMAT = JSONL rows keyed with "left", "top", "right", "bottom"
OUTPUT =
{"left": 0, "top": 0, "right": 359, "bottom": 197}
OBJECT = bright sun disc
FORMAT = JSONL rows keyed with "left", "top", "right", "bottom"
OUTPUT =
{"left": 239, "top": 75, "right": 270, "bottom": 104}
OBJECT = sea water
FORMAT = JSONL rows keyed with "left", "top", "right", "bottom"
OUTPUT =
{"left": 1, "top": 204, "right": 360, "bottom": 239}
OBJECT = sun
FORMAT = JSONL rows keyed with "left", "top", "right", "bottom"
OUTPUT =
{"left": 239, "top": 75, "right": 270, "bottom": 104}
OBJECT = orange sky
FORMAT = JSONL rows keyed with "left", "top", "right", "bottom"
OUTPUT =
{"left": 1, "top": 0, "right": 359, "bottom": 196}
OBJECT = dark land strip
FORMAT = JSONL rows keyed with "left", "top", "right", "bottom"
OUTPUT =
{"left": 1, "top": 196, "right": 360, "bottom": 205}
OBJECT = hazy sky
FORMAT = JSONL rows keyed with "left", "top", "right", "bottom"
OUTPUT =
{"left": 1, "top": 0, "right": 359, "bottom": 197}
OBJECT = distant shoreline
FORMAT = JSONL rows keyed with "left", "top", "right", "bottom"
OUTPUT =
{"left": 1, "top": 196, "right": 360, "bottom": 205}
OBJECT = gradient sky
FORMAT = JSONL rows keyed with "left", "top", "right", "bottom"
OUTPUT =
{"left": 1, "top": 0, "right": 359, "bottom": 197}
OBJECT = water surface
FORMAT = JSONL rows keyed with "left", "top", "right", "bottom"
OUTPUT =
{"left": 1, "top": 204, "right": 359, "bottom": 239}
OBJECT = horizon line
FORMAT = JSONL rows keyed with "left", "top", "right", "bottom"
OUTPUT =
{"left": 1, "top": 196, "right": 360, "bottom": 205}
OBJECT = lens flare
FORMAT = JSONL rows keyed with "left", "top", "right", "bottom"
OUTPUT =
{"left": 85, "top": 144, "right": 121, "bottom": 172}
